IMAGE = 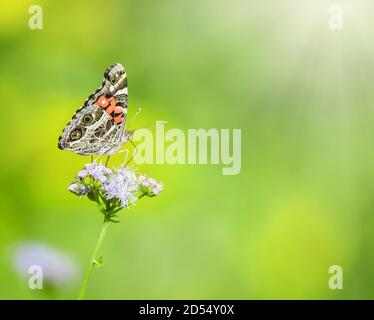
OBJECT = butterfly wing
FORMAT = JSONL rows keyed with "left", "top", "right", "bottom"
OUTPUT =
{"left": 58, "top": 64, "right": 129, "bottom": 155}
{"left": 58, "top": 105, "right": 118, "bottom": 155}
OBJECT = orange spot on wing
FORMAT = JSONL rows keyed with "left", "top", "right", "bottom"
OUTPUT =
{"left": 106, "top": 106, "right": 115, "bottom": 114}
{"left": 96, "top": 96, "right": 109, "bottom": 108}
{"left": 114, "top": 106, "right": 124, "bottom": 114}
{"left": 96, "top": 96, "right": 117, "bottom": 113}
{"left": 106, "top": 97, "right": 117, "bottom": 114}
{"left": 114, "top": 114, "right": 123, "bottom": 124}
{"left": 108, "top": 97, "right": 116, "bottom": 106}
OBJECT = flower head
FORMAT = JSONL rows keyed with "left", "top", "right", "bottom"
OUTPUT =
{"left": 139, "top": 175, "right": 164, "bottom": 196}
{"left": 104, "top": 167, "right": 138, "bottom": 208}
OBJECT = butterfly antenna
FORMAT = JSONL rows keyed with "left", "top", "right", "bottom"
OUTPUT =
{"left": 128, "top": 107, "right": 142, "bottom": 131}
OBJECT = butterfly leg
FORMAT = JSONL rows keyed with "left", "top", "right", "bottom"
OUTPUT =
{"left": 124, "top": 140, "right": 138, "bottom": 167}
{"left": 105, "top": 155, "right": 111, "bottom": 167}
{"left": 115, "top": 149, "right": 129, "bottom": 167}
{"left": 92, "top": 153, "right": 104, "bottom": 163}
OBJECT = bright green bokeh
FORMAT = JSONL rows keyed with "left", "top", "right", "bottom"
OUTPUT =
{"left": 1, "top": 0, "right": 374, "bottom": 299}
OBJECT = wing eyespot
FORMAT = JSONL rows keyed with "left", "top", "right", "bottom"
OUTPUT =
{"left": 83, "top": 114, "right": 94, "bottom": 124}
{"left": 70, "top": 129, "right": 82, "bottom": 141}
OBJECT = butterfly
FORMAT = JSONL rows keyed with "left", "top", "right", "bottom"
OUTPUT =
{"left": 58, "top": 63, "right": 133, "bottom": 156}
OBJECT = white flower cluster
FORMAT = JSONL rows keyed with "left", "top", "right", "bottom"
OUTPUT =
{"left": 104, "top": 167, "right": 138, "bottom": 208}
{"left": 68, "top": 162, "right": 163, "bottom": 220}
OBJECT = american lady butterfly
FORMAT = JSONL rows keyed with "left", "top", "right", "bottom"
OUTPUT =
{"left": 58, "top": 63, "right": 133, "bottom": 156}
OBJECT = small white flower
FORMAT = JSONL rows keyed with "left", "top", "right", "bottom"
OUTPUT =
{"left": 78, "top": 162, "right": 112, "bottom": 183}
{"left": 68, "top": 182, "right": 89, "bottom": 196}
{"left": 151, "top": 182, "right": 163, "bottom": 196}
{"left": 139, "top": 175, "right": 163, "bottom": 196}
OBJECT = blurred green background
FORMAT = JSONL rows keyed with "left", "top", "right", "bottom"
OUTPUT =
{"left": 1, "top": 0, "right": 374, "bottom": 299}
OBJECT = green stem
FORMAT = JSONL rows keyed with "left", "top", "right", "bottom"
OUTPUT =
{"left": 78, "top": 220, "right": 110, "bottom": 300}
